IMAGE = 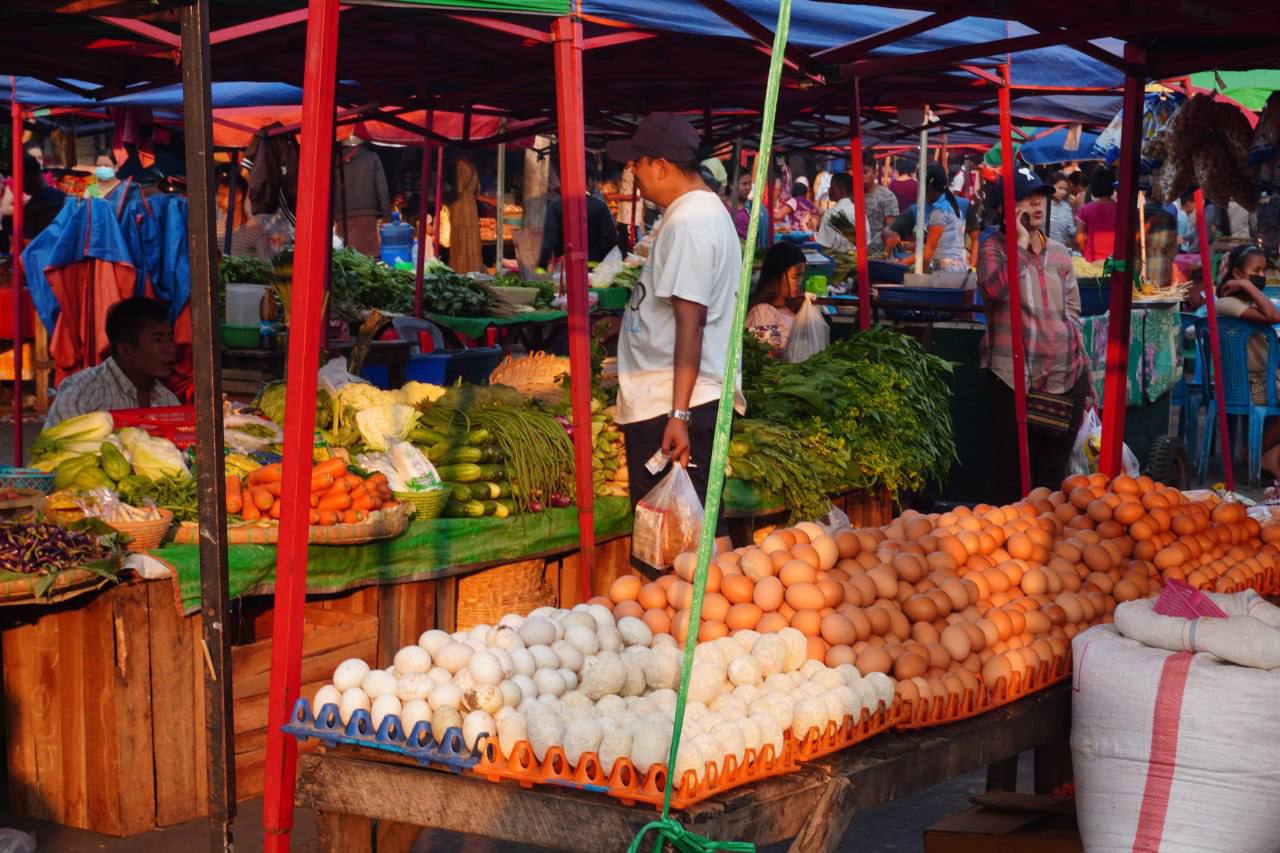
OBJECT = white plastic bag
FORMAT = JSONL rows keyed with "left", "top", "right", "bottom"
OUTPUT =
{"left": 781, "top": 292, "right": 829, "bottom": 363}
{"left": 588, "top": 246, "right": 625, "bottom": 287}
{"left": 816, "top": 503, "right": 851, "bottom": 535}
{"left": 1068, "top": 406, "right": 1140, "bottom": 477}
{"left": 317, "top": 356, "right": 365, "bottom": 396}
{"left": 632, "top": 463, "right": 704, "bottom": 571}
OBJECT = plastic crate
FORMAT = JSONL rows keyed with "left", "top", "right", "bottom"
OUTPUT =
{"left": 1078, "top": 278, "right": 1111, "bottom": 316}
{"left": 875, "top": 285, "right": 966, "bottom": 322}
{"left": 363, "top": 347, "right": 505, "bottom": 389}
{"left": 111, "top": 405, "right": 197, "bottom": 449}
{"left": 0, "top": 467, "right": 55, "bottom": 494}
{"left": 283, "top": 698, "right": 481, "bottom": 772}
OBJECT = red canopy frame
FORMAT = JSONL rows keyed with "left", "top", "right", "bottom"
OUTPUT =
{"left": 10, "top": 78, "right": 24, "bottom": 465}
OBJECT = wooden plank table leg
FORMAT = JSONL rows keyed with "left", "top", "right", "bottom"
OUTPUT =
{"left": 1033, "top": 738, "right": 1073, "bottom": 794}
{"left": 787, "top": 775, "right": 855, "bottom": 853}
{"left": 986, "top": 754, "right": 1019, "bottom": 792}
{"left": 434, "top": 576, "right": 457, "bottom": 633}
{"left": 316, "top": 810, "right": 373, "bottom": 853}
{"left": 375, "top": 819, "right": 423, "bottom": 852}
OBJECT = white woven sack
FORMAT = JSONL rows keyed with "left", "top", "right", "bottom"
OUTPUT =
{"left": 1114, "top": 591, "right": 1280, "bottom": 670}
{"left": 1071, "top": 626, "right": 1280, "bottom": 852}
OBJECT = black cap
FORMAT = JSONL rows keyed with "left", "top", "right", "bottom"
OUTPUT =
{"left": 606, "top": 113, "right": 700, "bottom": 164}
{"left": 989, "top": 166, "right": 1053, "bottom": 204}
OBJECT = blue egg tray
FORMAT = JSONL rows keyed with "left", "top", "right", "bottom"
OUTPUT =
{"left": 283, "top": 697, "right": 483, "bottom": 772}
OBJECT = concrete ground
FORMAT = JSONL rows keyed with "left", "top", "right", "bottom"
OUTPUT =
{"left": 0, "top": 756, "right": 1027, "bottom": 852}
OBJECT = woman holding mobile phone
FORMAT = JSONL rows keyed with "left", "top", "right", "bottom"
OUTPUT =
{"left": 979, "top": 168, "right": 1090, "bottom": 503}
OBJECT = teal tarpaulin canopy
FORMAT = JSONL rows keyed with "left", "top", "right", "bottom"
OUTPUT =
{"left": 1189, "top": 70, "right": 1280, "bottom": 112}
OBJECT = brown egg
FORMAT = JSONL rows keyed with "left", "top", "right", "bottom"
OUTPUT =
{"left": 613, "top": 600, "right": 644, "bottom": 621}
{"left": 846, "top": 607, "right": 872, "bottom": 641}
{"left": 721, "top": 574, "right": 755, "bottom": 605}
{"left": 856, "top": 646, "right": 893, "bottom": 675}
{"left": 903, "top": 594, "right": 939, "bottom": 624}
{"left": 820, "top": 613, "right": 857, "bottom": 646}
{"left": 785, "top": 582, "right": 826, "bottom": 611}
{"left": 609, "top": 575, "right": 642, "bottom": 604}
{"left": 895, "top": 677, "right": 921, "bottom": 709}
{"left": 756, "top": 612, "right": 789, "bottom": 633}
{"left": 673, "top": 551, "right": 698, "bottom": 581}
{"left": 988, "top": 609, "right": 1014, "bottom": 641}
{"left": 1022, "top": 609, "right": 1051, "bottom": 635}
{"left": 982, "top": 568, "right": 1011, "bottom": 594}
{"left": 632, "top": 608, "right": 666, "bottom": 638}
{"left": 700, "top": 592, "right": 731, "bottom": 623}
{"left": 752, "top": 576, "right": 785, "bottom": 612}
{"left": 927, "top": 588, "right": 955, "bottom": 618}
{"left": 1113, "top": 579, "right": 1141, "bottom": 602}
{"left": 1020, "top": 567, "right": 1049, "bottom": 596}
{"left": 975, "top": 618, "right": 1001, "bottom": 648}
{"left": 760, "top": 533, "right": 790, "bottom": 554}
{"left": 790, "top": 543, "right": 821, "bottom": 572}
{"left": 1057, "top": 593, "right": 1085, "bottom": 623}
{"left": 725, "top": 602, "right": 763, "bottom": 631}
{"left": 911, "top": 621, "right": 941, "bottom": 644}
{"left": 865, "top": 605, "right": 892, "bottom": 636}
{"left": 825, "top": 644, "right": 857, "bottom": 668}
{"left": 666, "top": 579, "right": 692, "bottom": 611}
{"left": 887, "top": 607, "right": 912, "bottom": 641}
{"left": 866, "top": 566, "right": 900, "bottom": 599}
{"left": 835, "top": 530, "right": 861, "bottom": 559}
{"left": 894, "top": 651, "right": 928, "bottom": 680}
{"left": 817, "top": 578, "right": 845, "bottom": 608}
{"left": 779, "top": 560, "right": 818, "bottom": 587}
{"left": 739, "top": 549, "right": 774, "bottom": 581}
{"left": 638, "top": 582, "right": 667, "bottom": 611}
{"left": 892, "top": 553, "right": 927, "bottom": 584}
{"left": 811, "top": 535, "right": 840, "bottom": 571}
{"left": 925, "top": 642, "right": 952, "bottom": 669}
{"left": 790, "top": 608, "right": 823, "bottom": 637}
{"left": 981, "top": 654, "right": 1013, "bottom": 692}
{"left": 939, "top": 579, "right": 970, "bottom": 611}
{"left": 701, "top": 621, "right": 729, "bottom": 641}
{"left": 940, "top": 623, "right": 972, "bottom": 661}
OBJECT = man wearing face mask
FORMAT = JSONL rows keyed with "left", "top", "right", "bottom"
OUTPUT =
{"left": 606, "top": 113, "right": 743, "bottom": 549}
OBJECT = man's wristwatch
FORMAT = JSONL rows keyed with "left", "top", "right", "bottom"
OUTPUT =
{"left": 668, "top": 408, "right": 692, "bottom": 423}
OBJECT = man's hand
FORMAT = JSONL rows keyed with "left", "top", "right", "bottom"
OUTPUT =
{"left": 662, "top": 418, "right": 691, "bottom": 467}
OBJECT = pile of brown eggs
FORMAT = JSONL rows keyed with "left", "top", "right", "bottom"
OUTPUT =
{"left": 598, "top": 474, "right": 1280, "bottom": 713}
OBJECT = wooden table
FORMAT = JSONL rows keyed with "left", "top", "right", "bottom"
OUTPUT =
{"left": 295, "top": 683, "right": 1072, "bottom": 852}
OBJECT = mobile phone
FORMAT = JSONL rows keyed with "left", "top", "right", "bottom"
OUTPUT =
{"left": 1020, "top": 211, "right": 1031, "bottom": 229}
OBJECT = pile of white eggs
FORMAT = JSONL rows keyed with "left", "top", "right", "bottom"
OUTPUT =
{"left": 311, "top": 601, "right": 894, "bottom": 784}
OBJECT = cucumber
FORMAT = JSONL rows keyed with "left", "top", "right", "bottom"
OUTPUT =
{"left": 495, "top": 482, "right": 512, "bottom": 499}
{"left": 465, "top": 428, "right": 492, "bottom": 447}
{"left": 479, "top": 446, "right": 504, "bottom": 463}
{"left": 439, "top": 446, "right": 483, "bottom": 465}
{"left": 470, "top": 482, "right": 501, "bottom": 500}
{"left": 443, "top": 499, "right": 486, "bottom": 518}
{"left": 437, "top": 463, "right": 482, "bottom": 483}
{"left": 481, "top": 500, "right": 509, "bottom": 518}
{"left": 496, "top": 498, "right": 517, "bottom": 515}
{"left": 426, "top": 442, "right": 453, "bottom": 463}
{"left": 475, "top": 464, "right": 506, "bottom": 481}
{"left": 446, "top": 483, "right": 474, "bottom": 503}
{"left": 410, "top": 426, "right": 450, "bottom": 446}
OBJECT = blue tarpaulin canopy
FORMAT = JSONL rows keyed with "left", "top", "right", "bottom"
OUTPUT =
{"left": 2, "top": 77, "right": 304, "bottom": 108}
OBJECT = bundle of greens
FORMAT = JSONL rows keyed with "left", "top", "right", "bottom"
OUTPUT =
{"left": 219, "top": 255, "right": 275, "bottom": 287}
{"left": 328, "top": 250, "right": 494, "bottom": 318}
{"left": 735, "top": 326, "right": 956, "bottom": 508}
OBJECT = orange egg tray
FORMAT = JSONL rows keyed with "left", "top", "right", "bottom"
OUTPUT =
{"left": 894, "top": 652, "right": 1071, "bottom": 731}
{"left": 789, "top": 699, "right": 898, "bottom": 762}
{"left": 470, "top": 733, "right": 800, "bottom": 811}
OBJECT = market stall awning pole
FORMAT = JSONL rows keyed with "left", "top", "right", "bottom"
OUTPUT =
{"left": 849, "top": 77, "right": 871, "bottom": 331}
{"left": 914, "top": 118, "right": 928, "bottom": 276}
{"left": 495, "top": 119, "right": 507, "bottom": 271}
{"left": 998, "top": 65, "right": 1031, "bottom": 497}
{"left": 10, "top": 79, "right": 24, "bottom": 465}
{"left": 1098, "top": 48, "right": 1145, "bottom": 477}
{"left": 261, "top": 0, "right": 340, "bottom": 849}
{"left": 223, "top": 148, "right": 239, "bottom": 256}
{"left": 178, "top": 3, "right": 236, "bottom": 848}
{"left": 414, "top": 110, "right": 434, "bottom": 318}
{"left": 1196, "top": 187, "right": 1233, "bottom": 491}
{"left": 552, "top": 14, "right": 596, "bottom": 601}
{"left": 433, "top": 145, "right": 444, "bottom": 247}
{"left": 729, "top": 137, "right": 743, "bottom": 213}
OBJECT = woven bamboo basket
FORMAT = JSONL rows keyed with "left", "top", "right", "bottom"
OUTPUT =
{"left": 456, "top": 559, "right": 557, "bottom": 630}
{"left": 392, "top": 488, "right": 449, "bottom": 520}
{"left": 487, "top": 352, "right": 569, "bottom": 404}
{"left": 109, "top": 508, "right": 174, "bottom": 553}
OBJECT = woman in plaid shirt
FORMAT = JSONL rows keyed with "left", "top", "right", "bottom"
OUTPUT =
{"left": 979, "top": 169, "right": 1091, "bottom": 503}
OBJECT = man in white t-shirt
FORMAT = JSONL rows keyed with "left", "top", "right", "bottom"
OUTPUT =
{"left": 815, "top": 172, "right": 868, "bottom": 254}
{"left": 606, "top": 113, "right": 744, "bottom": 540}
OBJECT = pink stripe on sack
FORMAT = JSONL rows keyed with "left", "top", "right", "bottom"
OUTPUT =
{"left": 1131, "top": 652, "right": 1194, "bottom": 853}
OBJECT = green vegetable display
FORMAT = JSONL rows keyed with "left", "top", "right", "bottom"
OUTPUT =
{"left": 731, "top": 326, "right": 957, "bottom": 516}
{"left": 218, "top": 255, "right": 275, "bottom": 288}
{"left": 117, "top": 474, "right": 199, "bottom": 522}
{"left": 329, "top": 250, "right": 493, "bottom": 317}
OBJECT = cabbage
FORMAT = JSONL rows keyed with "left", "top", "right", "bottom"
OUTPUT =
{"left": 30, "top": 411, "right": 114, "bottom": 461}
{"left": 129, "top": 433, "right": 191, "bottom": 480}
{"left": 116, "top": 427, "right": 148, "bottom": 452}
{"left": 355, "top": 404, "right": 421, "bottom": 452}
{"left": 399, "top": 381, "right": 446, "bottom": 407}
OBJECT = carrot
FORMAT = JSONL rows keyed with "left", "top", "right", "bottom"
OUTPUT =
{"left": 310, "top": 472, "right": 335, "bottom": 494}
{"left": 381, "top": 500, "right": 400, "bottom": 512}
{"left": 350, "top": 493, "right": 376, "bottom": 513}
{"left": 365, "top": 472, "right": 388, "bottom": 489}
{"left": 341, "top": 509, "right": 367, "bottom": 525}
{"left": 325, "top": 477, "right": 351, "bottom": 495}
{"left": 312, "top": 457, "right": 348, "bottom": 479}
{"left": 309, "top": 510, "right": 321, "bottom": 525}
{"left": 247, "top": 463, "right": 283, "bottom": 486}
{"left": 340, "top": 473, "right": 363, "bottom": 490}
{"left": 317, "top": 509, "right": 340, "bottom": 526}
{"left": 226, "top": 475, "right": 243, "bottom": 514}
{"left": 242, "top": 502, "right": 262, "bottom": 521}
{"left": 258, "top": 481, "right": 282, "bottom": 498}
{"left": 269, "top": 500, "right": 282, "bottom": 520}
{"left": 349, "top": 483, "right": 370, "bottom": 502}
{"left": 310, "top": 493, "right": 321, "bottom": 508}
{"left": 251, "top": 487, "right": 275, "bottom": 512}
{"left": 317, "top": 491, "right": 352, "bottom": 512}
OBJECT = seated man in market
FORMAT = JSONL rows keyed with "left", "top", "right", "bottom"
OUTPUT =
{"left": 44, "top": 297, "right": 180, "bottom": 429}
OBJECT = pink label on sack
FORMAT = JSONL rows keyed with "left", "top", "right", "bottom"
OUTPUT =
{"left": 1152, "top": 579, "right": 1228, "bottom": 619}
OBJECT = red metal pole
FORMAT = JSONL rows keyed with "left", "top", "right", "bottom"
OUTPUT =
{"left": 10, "top": 81, "right": 24, "bottom": 464}
{"left": 1098, "top": 49, "right": 1145, "bottom": 477}
{"left": 433, "top": 145, "right": 444, "bottom": 247}
{"left": 998, "top": 65, "right": 1031, "bottom": 497}
{"left": 261, "top": 0, "right": 339, "bottom": 849}
{"left": 413, "top": 111, "right": 434, "bottom": 318}
{"left": 552, "top": 15, "right": 596, "bottom": 602}
{"left": 1196, "top": 189, "right": 1233, "bottom": 491}
{"left": 849, "top": 78, "right": 871, "bottom": 331}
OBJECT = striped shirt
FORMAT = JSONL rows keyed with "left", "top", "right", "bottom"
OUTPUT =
{"left": 979, "top": 235, "right": 1087, "bottom": 395}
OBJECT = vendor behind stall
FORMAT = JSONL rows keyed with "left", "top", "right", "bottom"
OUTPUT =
{"left": 745, "top": 242, "right": 805, "bottom": 352}
{"left": 45, "top": 297, "right": 179, "bottom": 429}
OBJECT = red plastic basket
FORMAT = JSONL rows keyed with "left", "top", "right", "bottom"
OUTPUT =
{"left": 110, "top": 406, "right": 197, "bottom": 449}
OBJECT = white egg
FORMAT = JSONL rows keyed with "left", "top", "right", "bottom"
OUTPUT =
{"left": 528, "top": 644, "right": 559, "bottom": 671}
{"left": 651, "top": 633, "right": 679, "bottom": 650}
{"left": 361, "top": 669, "right": 398, "bottom": 699}
{"left": 551, "top": 640, "right": 584, "bottom": 673}
{"left": 586, "top": 603, "right": 615, "bottom": 631}
{"left": 432, "top": 706, "right": 463, "bottom": 739}
{"left": 462, "top": 709, "right": 496, "bottom": 751}
{"left": 511, "top": 674, "right": 537, "bottom": 701}
{"left": 490, "top": 647, "right": 515, "bottom": 678}
{"left": 616, "top": 616, "right": 653, "bottom": 648}
{"left": 558, "top": 668, "right": 579, "bottom": 692}
{"left": 800, "top": 659, "right": 825, "bottom": 678}
{"left": 596, "top": 626, "right": 623, "bottom": 653}
{"left": 596, "top": 694, "right": 627, "bottom": 717}
{"left": 563, "top": 611, "right": 596, "bottom": 633}
{"left": 733, "top": 629, "right": 761, "bottom": 653}
{"left": 498, "top": 613, "right": 526, "bottom": 630}
{"left": 469, "top": 623, "right": 492, "bottom": 642}
{"left": 468, "top": 651, "right": 504, "bottom": 685}
{"left": 400, "top": 699, "right": 431, "bottom": 740}
{"left": 565, "top": 624, "right": 600, "bottom": 656}
{"left": 528, "top": 606, "right": 557, "bottom": 621}
{"left": 463, "top": 683, "right": 504, "bottom": 716}
{"left": 427, "top": 666, "right": 453, "bottom": 686}
{"left": 435, "top": 641, "right": 475, "bottom": 675}
{"left": 427, "top": 682, "right": 463, "bottom": 710}
{"left": 396, "top": 672, "right": 433, "bottom": 702}
{"left": 713, "top": 723, "right": 746, "bottom": 764}
{"left": 417, "top": 629, "right": 451, "bottom": 657}
{"left": 333, "top": 658, "right": 371, "bottom": 692}
{"left": 371, "top": 693, "right": 402, "bottom": 730}
{"left": 393, "top": 645, "right": 432, "bottom": 675}
{"left": 338, "top": 687, "right": 371, "bottom": 724}
{"left": 533, "top": 668, "right": 567, "bottom": 698}
{"left": 311, "top": 684, "right": 341, "bottom": 717}
{"left": 498, "top": 679, "right": 523, "bottom": 708}
{"left": 453, "top": 668, "right": 477, "bottom": 693}
{"left": 738, "top": 716, "right": 763, "bottom": 756}
{"left": 496, "top": 709, "right": 528, "bottom": 757}
{"left": 517, "top": 618, "right": 557, "bottom": 647}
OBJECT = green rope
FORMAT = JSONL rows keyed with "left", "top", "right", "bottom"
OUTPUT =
{"left": 627, "top": 2, "right": 792, "bottom": 851}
